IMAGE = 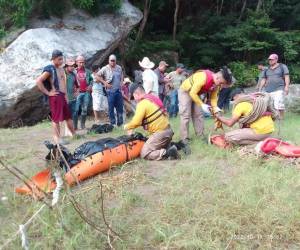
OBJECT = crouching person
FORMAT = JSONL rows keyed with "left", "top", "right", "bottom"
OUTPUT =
{"left": 124, "top": 84, "right": 179, "bottom": 160}
{"left": 215, "top": 88, "right": 277, "bottom": 145}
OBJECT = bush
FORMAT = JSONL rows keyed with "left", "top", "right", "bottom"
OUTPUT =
{"left": 228, "top": 61, "right": 259, "bottom": 87}
{"left": 289, "top": 64, "right": 300, "bottom": 84}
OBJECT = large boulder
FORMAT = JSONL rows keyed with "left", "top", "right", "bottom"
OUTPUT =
{"left": 0, "top": 0, "right": 142, "bottom": 128}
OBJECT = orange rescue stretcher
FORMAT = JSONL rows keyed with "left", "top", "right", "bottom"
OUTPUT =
{"left": 15, "top": 134, "right": 146, "bottom": 196}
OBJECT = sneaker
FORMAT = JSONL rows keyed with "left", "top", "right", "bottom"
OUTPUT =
{"left": 165, "top": 145, "right": 180, "bottom": 160}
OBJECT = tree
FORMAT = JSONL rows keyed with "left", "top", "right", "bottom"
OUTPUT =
{"left": 136, "top": 0, "right": 152, "bottom": 41}
{"left": 172, "top": 0, "right": 180, "bottom": 41}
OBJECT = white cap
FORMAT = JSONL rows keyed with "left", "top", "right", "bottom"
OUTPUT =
{"left": 109, "top": 54, "right": 117, "bottom": 61}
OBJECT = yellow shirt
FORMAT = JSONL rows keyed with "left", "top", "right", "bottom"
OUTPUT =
{"left": 180, "top": 71, "right": 219, "bottom": 107}
{"left": 124, "top": 99, "right": 169, "bottom": 134}
{"left": 233, "top": 102, "right": 275, "bottom": 134}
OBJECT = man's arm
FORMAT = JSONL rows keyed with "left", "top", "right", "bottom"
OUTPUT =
{"left": 36, "top": 72, "right": 58, "bottom": 96}
{"left": 215, "top": 114, "right": 240, "bottom": 127}
{"left": 124, "top": 103, "right": 146, "bottom": 130}
{"left": 189, "top": 78, "right": 205, "bottom": 106}
{"left": 97, "top": 69, "right": 112, "bottom": 89}
{"left": 284, "top": 75, "right": 290, "bottom": 95}
{"left": 210, "top": 88, "right": 219, "bottom": 109}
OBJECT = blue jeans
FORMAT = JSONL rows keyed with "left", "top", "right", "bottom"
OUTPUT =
{"left": 68, "top": 100, "right": 76, "bottom": 127}
{"left": 74, "top": 92, "right": 91, "bottom": 129}
{"left": 107, "top": 90, "right": 124, "bottom": 126}
{"left": 169, "top": 89, "right": 178, "bottom": 117}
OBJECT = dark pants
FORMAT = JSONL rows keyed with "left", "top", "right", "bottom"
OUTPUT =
{"left": 218, "top": 88, "right": 232, "bottom": 110}
{"left": 169, "top": 89, "right": 178, "bottom": 117}
{"left": 68, "top": 100, "right": 77, "bottom": 128}
{"left": 107, "top": 90, "right": 124, "bottom": 126}
{"left": 74, "top": 92, "right": 91, "bottom": 129}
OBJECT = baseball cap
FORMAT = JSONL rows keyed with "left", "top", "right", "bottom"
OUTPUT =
{"left": 176, "top": 63, "right": 185, "bottom": 69}
{"left": 159, "top": 61, "right": 169, "bottom": 67}
{"left": 51, "top": 50, "right": 63, "bottom": 60}
{"left": 268, "top": 54, "right": 278, "bottom": 60}
{"left": 109, "top": 54, "right": 117, "bottom": 61}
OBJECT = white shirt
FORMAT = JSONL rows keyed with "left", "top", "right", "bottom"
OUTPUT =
{"left": 142, "top": 69, "right": 159, "bottom": 96}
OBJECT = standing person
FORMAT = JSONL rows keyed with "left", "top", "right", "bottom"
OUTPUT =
{"left": 166, "top": 63, "right": 187, "bottom": 117}
{"left": 259, "top": 54, "right": 290, "bottom": 119}
{"left": 74, "top": 55, "right": 93, "bottom": 130}
{"left": 139, "top": 57, "right": 159, "bottom": 96}
{"left": 179, "top": 67, "right": 232, "bottom": 152}
{"left": 91, "top": 64, "right": 107, "bottom": 124}
{"left": 65, "top": 58, "right": 79, "bottom": 128}
{"left": 255, "top": 61, "right": 267, "bottom": 91}
{"left": 122, "top": 77, "right": 134, "bottom": 117}
{"left": 36, "top": 50, "right": 76, "bottom": 144}
{"left": 99, "top": 54, "right": 124, "bottom": 126}
{"left": 124, "top": 84, "right": 179, "bottom": 160}
{"left": 154, "top": 61, "right": 169, "bottom": 101}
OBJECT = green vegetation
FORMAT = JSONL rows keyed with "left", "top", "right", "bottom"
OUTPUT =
{"left": 0, "top": 114, "right": 300, "bottom": 249}
{"left": 129, "top": 0, "right": 300, "bottom": 87}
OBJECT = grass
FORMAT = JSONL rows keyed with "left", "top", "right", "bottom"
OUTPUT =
{"left": 0, "top": 114, "right": 300, "bottom": 249}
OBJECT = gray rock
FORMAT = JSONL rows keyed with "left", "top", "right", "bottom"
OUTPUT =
{"left": 0, "top": 1, "right": 142, "bottom": 127}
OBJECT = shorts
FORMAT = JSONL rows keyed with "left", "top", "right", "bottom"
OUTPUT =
{"left": 92, "top": 91, "right": 108, "bottom": 111}
{"left": 269, "top": 90, "right": 285, "bottom": 110}
{"left": 49, "top": 94, "right": 71, "bottom": 123}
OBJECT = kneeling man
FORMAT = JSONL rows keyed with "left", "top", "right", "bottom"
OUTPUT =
{"left": 124, "top": 84, "right": 179, "bottom": 160}
{"left": 215, "top": 89, "right": 277, "bottom": 145}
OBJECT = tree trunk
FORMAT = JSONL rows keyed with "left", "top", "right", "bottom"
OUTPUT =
{"left": 238, "top": 0, "right": 247, "bottom": 21}
{"left": 136, "top": 0, "right": 151, "bottom": 41}
{"left": 256, "top": 0, "right": 263, "bottom": 12}
{"left": 217, "top": 0, "right": 224, "bottom": 15}
{"left": 173, "top": 0, "right": 180, "bottom": 41}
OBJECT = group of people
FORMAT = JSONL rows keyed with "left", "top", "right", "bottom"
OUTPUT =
{"left": 36, "top": 50, "right": 290, "bottom": 161}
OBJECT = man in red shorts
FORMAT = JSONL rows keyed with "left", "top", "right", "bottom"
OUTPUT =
{"left": 36, "top": 50, "right": 76, "bottom": 144}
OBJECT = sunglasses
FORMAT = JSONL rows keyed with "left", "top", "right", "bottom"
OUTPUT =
{"left": 110, "top": 60, "right": 116, "bottom": 62}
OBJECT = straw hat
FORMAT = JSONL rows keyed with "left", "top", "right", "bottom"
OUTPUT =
{"left": 139, "top": 57, "right": 155, "bottom": 69}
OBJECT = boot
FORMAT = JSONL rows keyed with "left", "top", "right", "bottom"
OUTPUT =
{"left": 164, "top": 145, "right": 180, "bottom": 160}
{"left": 182, "top": 140, "right": 191, "bottom": 155}
{"left": 80, "top": 115, "right": 86, "bottom": 130}
{"left": 73, "top": 115, "right": 78, "bottom": 130}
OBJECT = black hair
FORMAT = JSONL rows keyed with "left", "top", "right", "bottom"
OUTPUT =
{"left": 129, "top": 83, "right": 145, "bottom": 96}
{"left": 220, "top": 66, "right": 232, "bottom": 84}
{"left": 91, "top": 64, "right": 100, "bottom": 72}
{"left": 257, "top": 61, "right": 264, "bottom": 66}
{"left": 230, "top": 88, "right": 244, "bottom": 100}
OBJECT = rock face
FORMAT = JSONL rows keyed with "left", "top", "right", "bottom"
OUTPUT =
{"left": 0, "top": 1, "right": 142, "bottom": 128}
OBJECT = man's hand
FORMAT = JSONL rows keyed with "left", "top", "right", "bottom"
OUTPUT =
{"left": 284, "top": 86, "right": 289, "bottom": 96}
{"left": 87, "top": 85, "right": 93, "bottom": 92}
{"left": 127, "top": 129, "right": 133, "bottom": 135}
{"left": 212, "top": 106, "right": 222, "bottom": 114}
{"left": 105, "top": 82, "right": 112, "bottom": 89}
{"left": 201, "top": 103, "right": 211, "bottom": 114}
{"left": 48, "top": 90, "right": 59, "bottom": 96}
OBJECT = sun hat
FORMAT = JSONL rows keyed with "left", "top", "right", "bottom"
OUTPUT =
{"left": 123, "top": 77, "right": 132, "bottom": 84}
{"left": 65, "top": 58, "right": 75, "bottom": 67}
{"left": 139, "top": 57, "right": 155, "bottom": 69}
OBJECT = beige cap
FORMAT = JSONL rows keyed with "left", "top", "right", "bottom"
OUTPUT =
{"left": 159, "top": 61, "right": 169, "bottom": 67}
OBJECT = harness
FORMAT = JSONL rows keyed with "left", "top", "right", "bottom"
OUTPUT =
{"left": 141, "top": 95, "right": 167, "bottom": 130}
{"left": 188, "top": 70, "right": 215, "bottom": 94}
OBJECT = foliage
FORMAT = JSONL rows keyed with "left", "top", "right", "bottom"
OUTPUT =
{"left": 0, "top": 0, "right": 122, "bottom": 33}
{"left": 228, "top": 61, "right": 259, "bottom": 87}
{"left": 0, "top": 28, "right": 6, "bottom": 40}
